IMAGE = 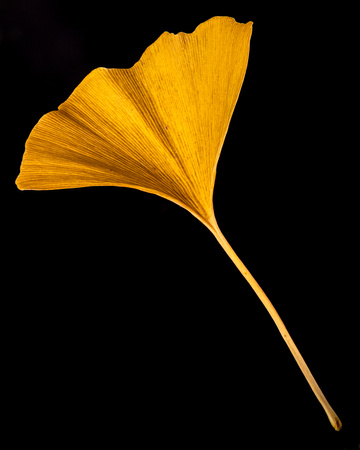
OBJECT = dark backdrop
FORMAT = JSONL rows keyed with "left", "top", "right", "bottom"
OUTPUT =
{"left": 2, "top": 1, "right": 358, "bottom": 448}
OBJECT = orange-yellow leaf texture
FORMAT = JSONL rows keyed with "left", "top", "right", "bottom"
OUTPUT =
{"left": 16, "top": 16, "right": 252, "bottom": 224}
{"left": 16, "top": 17, "right": 344, "bottom": 430}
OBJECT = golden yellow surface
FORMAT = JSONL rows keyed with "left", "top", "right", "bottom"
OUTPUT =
{"left": 16, "top": 16, "right": 252, "bottom": 225}
{"left": 16, "top": 17, "right": 342, "bottom": 431}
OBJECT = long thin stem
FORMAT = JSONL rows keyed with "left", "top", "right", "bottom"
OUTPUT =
{"left": 205, "top": 214, "right": 342, "bottom": 431}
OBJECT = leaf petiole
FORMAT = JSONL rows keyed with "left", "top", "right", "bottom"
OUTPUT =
{"left": 204, "top": 214, "right": 342, "bottom": 431}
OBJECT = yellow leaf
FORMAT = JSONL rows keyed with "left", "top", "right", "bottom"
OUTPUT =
{"left": 16, "top": 16, "right": 252, "bottom": 227}
{"left": 16, "top": 16, "right": 342, "bottom": 431}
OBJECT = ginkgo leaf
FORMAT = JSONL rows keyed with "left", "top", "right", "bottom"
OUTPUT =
{"left": 16, "top": 16, "right": 251, "bottom": 227}
{"left": 16, "top": 16, "right": 342, "bottom": 431}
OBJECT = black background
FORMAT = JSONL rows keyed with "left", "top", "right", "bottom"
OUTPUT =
{"left": 2, "top": 1, "right": 358, "bottom": 448}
